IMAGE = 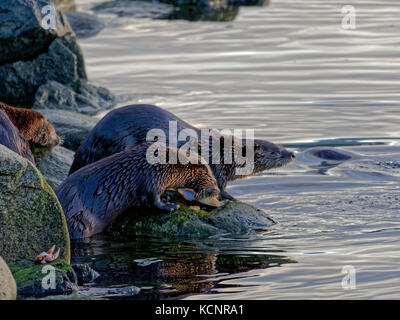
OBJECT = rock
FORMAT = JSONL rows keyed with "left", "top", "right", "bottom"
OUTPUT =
{"left": 33, "top": 80, "right": 115, "bottom": 116}
{"left": 167, "top": 0, "right": 239, "bottom": 22}
{"left": 8, "top": 259, "right": 78, "bottom": 298}
{"left": 0, "top": 145, "right": 70, "bottom": 263}
{"left": 0, "top": 0, "right": 74, "bottom": 65}
{"left": 33, "top": 109, "right": 98, "bottom": 151}
{"left": 228, "top": 0, "right": 269, "bottom": 5}
{"left": 72, "top": 264, "right": 100, "bottom": 285}
{"left": 0, "top": 35, "right": 87, "bottom": 106}
{"left": 65, "top": 12, "right": 105, "bottom": 39}
{"left": 52, "top": 0, "right": 76, "bottom": 12}
{"left": 0, "top": 0, "right": 114, "bottom": 111}
{"left": 0, "top": 257, "right": 17, "bottom": 300}
{"left": 92, "top": 0, "right": 174, "bottom": 19}
{"left": 34, "top": 145, "right": 74, "bottom": 190}
{"left": 112, "top": 191, "right": 275, "bottom": 238}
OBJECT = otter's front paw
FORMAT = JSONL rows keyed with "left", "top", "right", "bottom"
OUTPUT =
{"left": 220, "top": 190, "right": 238, "bottom": 202}
{"left": 155, "top": 201, "right": 180, "bottom": 212}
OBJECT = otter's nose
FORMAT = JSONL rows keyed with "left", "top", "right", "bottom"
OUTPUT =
{"left": 282, "top": 150, "right": 295, "bottom": 160}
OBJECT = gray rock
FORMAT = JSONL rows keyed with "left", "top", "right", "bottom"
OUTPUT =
{"left": 92, "top": 0, "right": 174, "bottom": 19}
{"left": 0, "top": 35, "right": 87, "bottom": 106}
{"left": 0, "top": 0, "right": 74, "bottom": 65}
{"left": 34, "top": 109, "right": 98, "bottom": 151}
{"left": 35, "top": 145, "right": 74, "bottom": 190}
{"left": 65, "top": 12, "right": 105, "bottom": 39}
{"left": 0, "top": 0, "right": 114, "bottom": 111}
{"left": 0, "top": 257, "right": 17, "bottom": 300}
{"left": 0, "top": 145, "right": 70, "bottom": 263}
{"left": 33, "top": 80, "right": 115, "bottom": 116}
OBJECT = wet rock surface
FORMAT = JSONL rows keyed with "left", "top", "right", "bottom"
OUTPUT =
{"left": 111, "top": 191, "right": 275, "bottom": 238}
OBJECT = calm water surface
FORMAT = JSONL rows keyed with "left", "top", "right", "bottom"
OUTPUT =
{"left": 72, "top": 0, "right": 400, "bottom": 299}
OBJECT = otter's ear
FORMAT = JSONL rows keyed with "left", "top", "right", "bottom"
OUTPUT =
{"left": 242, "top": 143, "right": 260, "bottom": 154}
{"left": 178, "top": 188, "right": 196, "bottom": 201}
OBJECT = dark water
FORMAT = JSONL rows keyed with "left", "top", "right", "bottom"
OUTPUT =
{"left": 72, "top": 0, "right": 400, "bottom": 299}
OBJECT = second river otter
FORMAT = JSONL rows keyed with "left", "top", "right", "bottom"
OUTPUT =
{"left": 57, "top": 142, "right": 220, "bottom": 239}
{"left": 0, "top": 102, "right": 60, "bottom": 148}
{"left": 0, "top": 109, "right": 35, "bottom": 163}
{"left": 69, "top": 104, "right": 295, "bottom": 200}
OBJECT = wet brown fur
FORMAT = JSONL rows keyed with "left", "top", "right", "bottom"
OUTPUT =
{"left": 69, "top": 104, "right": 295, "bottom": 200}
{"left": 56, "top": 142, "right": 220, "bottom": 239}
{"left": 0, "top": 101, "right": 60, "bottom": 148}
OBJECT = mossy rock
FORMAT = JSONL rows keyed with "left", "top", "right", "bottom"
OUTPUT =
{"left": 0, "top": 256, "right": 17, "bottom": 300}
{"left": 8, "top": 259, "right": 77, "bottom": 298}
{"left": 112, "top": 191, "right": 275, "bottom": 238}
{"left": 0, "top": 145, "right": 70, "bottom": 263}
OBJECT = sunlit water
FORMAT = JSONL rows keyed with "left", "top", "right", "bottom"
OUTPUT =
{"left": 72, "top": 0, "right": 400, "bottom": 299}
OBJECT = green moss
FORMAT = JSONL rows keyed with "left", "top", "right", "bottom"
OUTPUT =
{"left": 9, "top": 259, "right": 72, "bottom": 287}
{"left": 0, "top": 145, "right": 70, "bottom": 264}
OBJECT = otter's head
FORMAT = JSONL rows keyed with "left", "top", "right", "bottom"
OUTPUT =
{"left": 31, "top": 116, "right": 61, "bottom": 148}
{"left": 253, "top": 139, "right": 295, "bottom": 173}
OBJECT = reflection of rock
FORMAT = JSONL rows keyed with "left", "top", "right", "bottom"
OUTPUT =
{"left": 34, "top": 145, "right": 74, "bottom": 190}
{"left": 80, "top": 250, "right": 216, "bottom": 298}
{"left": 92, "top": 0, "right": 174, "bottom": 19}
{"left": 0, "top": 257, "right": 17, "bottom": 300}
{"left": 8, "top": 259, "right": 78, "bottom": 298}
{"left": 0, "top": 145, "right": 70, "bottom": 263}
{"left": 65, "top": 12, "right": 105, "bottom": 39}
{"left": 112, "top": 192, "right": 275, "bottom": 238}
{"left": 216, "top": 254, "right": 296, "bottom": 274}
{"left": 34, "top": 109, "right": 97, "bottom": 151}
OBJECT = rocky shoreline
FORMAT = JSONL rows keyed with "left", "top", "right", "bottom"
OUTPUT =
{"left": 0, "top": 0, "right": 275, "bottom": 300}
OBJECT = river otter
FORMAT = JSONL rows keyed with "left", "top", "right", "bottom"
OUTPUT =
{"left": 0, "top": 102, "right": 60, "bottom": 148}
{"left": 0, "top": 109, "right": 35, "bottom": 164}
{"left": 69, "top": 104, "right": 295, "bottom": 200}
{"left": 56, "top": 142, "right": 220, "bottom": 239}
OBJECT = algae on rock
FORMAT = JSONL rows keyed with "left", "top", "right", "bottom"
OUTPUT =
{"left": 0, "top": 145, "right": 70, "bottom": 264}
{"left": 0, "top": 256, "right": 17, "bottom": 300}
{"left": 112, "top": 191, "right": 275, "bottom": 238}
{"left": 8, "top": 259, "right": 77, "bottom": 298}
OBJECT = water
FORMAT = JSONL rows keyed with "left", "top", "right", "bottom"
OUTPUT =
{"left": 72, "top": 0, "right": 400, "bottom": 299}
